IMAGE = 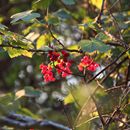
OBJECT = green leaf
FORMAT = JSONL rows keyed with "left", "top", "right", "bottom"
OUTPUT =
{"left": 18, "top": 107, "right": 39, "bottom": 118}
{"left": 126, "top": 50, "right": 130, "bottom": 58}
{"left": 62, "top": 0, "right": 76, "bottom": 5}
{"left": 64, "top": 93, "right": 75, "bottom": 105}
{"left": 24, "top": 86, "right": 42, "bottom": 97}
{"left": 79, "top": 38, "right": 110, "bottom": 53}
{"left": 33, "top": 0, "right": 53, "bottom": 10}
{"left": 54, "top": 9, "right": 71, "bottom": 19}
{"left": 11, "top": 10, "right": 33, "bottom": 23}
{"left": 0, "top": 35, "right": 3, "bottom": 45}
{"left": 16, "top": 87, "right": 42, "bottom": 98}
{"left": 0, "top": 23, "right": 8, "bottom": 30}
{"left": 47, "top": 16, "right": 59, "bottom": 25}
{"left": 43, "top": 46, "right": 53, "bottom": 51}
{"left": 96, "top": 32, "right": 110, "bottom": 41}
{"left": 22, "top": 13, "right": 40, "bottom": 22}
{"left": 0, "top": 93, "right": 20, "bottom": 115}
{"left": 11, "top": 10, "right": 40, "bottom": 23}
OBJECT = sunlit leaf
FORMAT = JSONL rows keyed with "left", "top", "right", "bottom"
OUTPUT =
{"left": 126, "top": 50, "right": 130, "bottom": 58}
{"left": 0, "top": 35, "right": 3, "bottom": 45}
{"left": 90, "top": 0, "right": 103, "bottom": 9}
{"left": 4, "top": 47, "right": 33, "bottom": 58}
{"left": 15, "top": 89, "right": 25, "bottom": 99}
{"left": 11, "top": 10, "right": 40, "bottom": 23}
{"left": 64, "top": 93, "right": 75, "bottom": 105}
{"left": 67, "top": 44, "right": 79, "bottom": 50}
{"left": 0, "top": 23, "right": 8, "bottom": 30}
{"left": 36, "top": 34, "right": 51, "bottom": 49}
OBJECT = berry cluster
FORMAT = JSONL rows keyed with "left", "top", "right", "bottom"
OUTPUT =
{"left": 40, "top": 50, "right": 72, "bottom": 82}
{"left": 56, "top": 59, "right": 72, "bottom": 77}
{"left": 40, "top": 64, "right": 55, "bottom": 82}
{"left": 78, "top": 56, "right": 99, "bottom": 72}
{"left": 40, "top": 51, "right": 99, "bottom": 83}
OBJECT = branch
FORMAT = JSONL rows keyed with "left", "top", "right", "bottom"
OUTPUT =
{"left": 87, "top": 47, "right": 130, "bottom": 83}
{"left": 105, "top": 107, "right": 120, "bottom": 129}
{"left": 105, "top": 85, "right": 126, "bottom": 92}
{"left": 100, "top": 56, "right": 128, "bottom": 83}
{"left": 0, "top": 44, "right": 47, "bottom": 53}
{"left": 96, "top": 0, "right": 105, "bottom": 23}
{"left": 0, "top": 113, "right": 70, "bottom": 130}
{"left": 49, "top": 28, "right": 65, "bottom": 48}
{"left": 91, "top": 96, "right": 105, "bottom": 127}
{"left": 0, "top": 44, "right": 82, "bottom": 54}
{"left": 108, "top": 10, "right": 124, "bottom": 41}
{"left": 125, "top": 59, "right": 130, "bottom": 88}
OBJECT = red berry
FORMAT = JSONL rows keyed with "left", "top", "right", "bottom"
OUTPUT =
{"left": 61, "top": 50, "right": 69, "bottom": 57}
{"left": 40, "top": 63, "right": 55, "bottom": 82}
{"left": 48, "top": 51, "right": 60, "bottom": 61}
{"left": 56, "top": 60, "right": 72, "bottom": 77}
{"left": 78, "top": 56, "right": 99, "bottom": 72}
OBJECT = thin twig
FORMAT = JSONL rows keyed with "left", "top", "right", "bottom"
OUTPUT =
{"left": 49, "top": 27, "right": 65, "bottom": 48}
{"left": 105, "top": 85, "right": 126, "bottom": 92}
{"left": 96, "top": 0, "right": 105, "bottom": 23}
{"left": 87, "top": 47, "right": 130, "bottom": 83}
{"left": 105, "top": 107, "right": 120, "bottom": 129}
{"left": 91, "top": 95, "right": 106, "bottom": 127}
{"left": 108, "top": 0, "right": 120, "bottom": 11}
{"left": 0, "top": 44, "right": 83, "bottom": 54}
{"left": 100, "top": 56, "right": 128, "bottom": 83}
{"left": 125, "top": 59, "right": 130, "bottom": 88}
{"left": 59, "top": 101, "right": 74, "bottom": 130}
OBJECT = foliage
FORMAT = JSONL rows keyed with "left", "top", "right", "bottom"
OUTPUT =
{"left": 0, "top": 0, "right": 130, "bottom": 130}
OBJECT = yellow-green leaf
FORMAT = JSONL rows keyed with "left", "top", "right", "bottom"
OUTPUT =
{"left": 22, "top": 50, "right": 33, "bottom": 58}
{"left": 126, "top": 50, "right": 130, "bottom": 58}
{"left": 90, "top": 0, "right": 103, "bottom": 9}
{"left": 67, "top": 44, "right": 79, "bottom": 50}
{"left": 0, "top": 35, "right": 3, "bottom": 45}
{"left": 4, "top": 47, "right": 33, "bottom": 58}
{"left": 36, "top": 34, "right": 52, "bottom": 49}
{"left": 64, "top": 93, "right": 75, "bottom": 105}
